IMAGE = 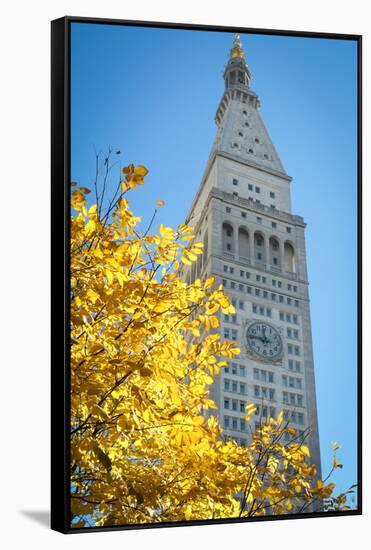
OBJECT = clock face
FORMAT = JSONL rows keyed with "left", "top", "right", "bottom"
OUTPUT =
{"left": 246, "top": 321, "right": 283, "bottom": 361}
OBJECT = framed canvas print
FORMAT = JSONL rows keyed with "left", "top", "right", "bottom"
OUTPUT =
{"left": 51, "top": 16, "right": 362, "bottom": 533}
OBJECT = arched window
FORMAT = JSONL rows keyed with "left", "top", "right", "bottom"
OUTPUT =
{"left": 222, "top": 222, "right": 234, "bottom": 256}
{"left": 254, "top": 231, "right": 266, "bottom": 266}
{"left": 269, "top": 236, "right": 281, "bottom": 271}
{"left": 284, "top": 242, "right": 296, "bottom": 273}
{"left": 238, "top": 227, "right": 250, "bottom": 262}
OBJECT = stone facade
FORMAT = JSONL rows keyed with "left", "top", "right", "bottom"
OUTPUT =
{"left": 181, "top": 35, "right": 321, "bottom": 478}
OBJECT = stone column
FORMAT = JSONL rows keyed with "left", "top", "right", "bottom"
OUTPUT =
{"left": 234, "top": 225, "right": 239, "bottom": 261}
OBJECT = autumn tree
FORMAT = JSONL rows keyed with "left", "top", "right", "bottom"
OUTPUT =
{"left": 70, "top": 152, "right": 353, "bottom": 528}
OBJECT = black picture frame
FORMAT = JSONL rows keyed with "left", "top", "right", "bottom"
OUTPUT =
{"left": 51, "top": 16, "right": 362, "bottom": 534}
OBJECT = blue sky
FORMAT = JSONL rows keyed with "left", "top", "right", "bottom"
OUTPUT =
{"left": 71, "top": 23, "right": 358, "bottom": 503}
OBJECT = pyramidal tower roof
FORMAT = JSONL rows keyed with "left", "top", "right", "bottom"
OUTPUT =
{"left": 210, "top": 34, "right": 289, "bottom": 179}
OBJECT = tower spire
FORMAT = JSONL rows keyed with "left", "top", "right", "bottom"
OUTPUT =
{"left": 230, "top": 33, "right": 245, "bottom": 59}
{"left": 224, "top": 33, "right": 251, "bottom": 91}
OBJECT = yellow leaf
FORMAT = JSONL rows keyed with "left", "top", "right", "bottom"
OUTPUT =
{"left": 156, "top": 199, "right": 165, "bottom": 207}
{"left": 91, "top": 404, "right": 109, "bottom": 422}
{"left": 134, "top": 165, "right": 148, "bottom": 177}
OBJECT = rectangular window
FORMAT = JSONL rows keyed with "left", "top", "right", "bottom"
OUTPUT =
{"left": 270, "top": 191, "right": 275, "bottom": 199}
{"left": 288, "top": 359, "right": 294, "bottom": 370}
{"left": 286, "top": 226, "right": 292, "bottom": 233}
{"left": 259, "top": 306, "right": 264, "bottom": 315}
{"left": 278, "top": 281, "right": 282, "bottom": 288}
{"left": 239, "top": 300, "right": 244, "bottom": 310}
{"left": 296, "top": 378, "right": 302, "bottom": 389}
{"left": 247, "top": 286, "right": 252, "bottom": 294}
{"left": 286, "top": 313, "right": 291, "bottom": 322}
{"left": 269, "top": 389, "right": 275, "bottom": 401}
{"left": 268, "top": 372, "right": 274, "bottom": 383}
{"left": 240, "top": 383, "right": 246, "bottom": 394}
{"left": 294, "top": 329, "right": 299, "bottom": 339}
{"left": 255, "top": 186, "right": 261, "bottom": 193}
{"left": 254, "top": 368, "right": 259, "bottom": 380}
{"left": 257, "top": 217, "right": 262, "bottom": 224}
{"left": 230, "top": 267, "right": 234, "bottom": 274}
{"left": 230, "top": 282, "right": 235, "bottom": 289}
{"left": 246, "top": 272, "right": 250, "bottom": 279}
{"left": 283, "top": 392, "right": 289, "bottom": 404}
{"left": 271, "top": 293, "right": 276, "bottom": 301}
{"left": 287, "top": 297, "right": 292, "bottom": 306}
{"left": 231, "top": 330, "right": 238, "bottom": 341}
{"left": 295, "top": 361, "right": 301, "bottom": 372}
{"left": 263, "top": 291, "right": 268, "bottom": 298}
{"left": 224, "top": 416, "right": 230, "bottom": 428}
{"left": 240, "top": 270, "right": 244, "bottom": 277}
{"left": 257, "top": 252, "right": 262, "bottom": 260}
{"left": 270, "top": 407, "right": 276, "bottom": 419}
{"left": 297, "top": 394, "right": 303, "bottom": 407}
{"left": 262, "top": 277, "right": 267, "bottom": 283}
{"left": 272, "top": 279, "right": 276, "bottom": 286}
{"left": 288, "top": 284, "right": 292, "bottom": 291}
{"left": 279, "top": 295, "right": 284, "bottom": 303}
{"left": 231, "top": 363, "right": 237, "bottom": 375}
{"left": 261, "top": 370, "right": 267, "bottom": 382}
{"left": 227, "top": 243, "right": 232, "bottom": 251}
{"left": 254, "top": 386, "right": 260, "bottom": 397}
{"left": 294, "top": 346, "right": 300, "bottom": 356}
{"left": 293, "top": 315, "right": 298, "bottom": 324}
{"left": 224, "top": 380, "right": 230, "bottom": 391}
{"left": 239, "top": 401, "right": 245, "bottom": 413}
{"left": 295, "top": 300, "right": 299, "bottom": 307}
{"left": 272, "top": 222, "right": 277, "bottom": 229}
{"left": 222, "top": 279, "right": 227, "bottom": 287}
{"left": 291, "top": 411, "right": 297, "bottom": 423}
{"left": 287, "top": 328, "right": 292, "bottom": 338}
{"left": 288, "top": 344, "right": 293, "bottom": 354}
{"left": 232, "top": 381, "right": 238, "bottom": 392}
{"left": 256, "top": 274, "right": 261, "bottom": 282}
{"left": 298, "top": 413, "right": 304, "bottom": 425}
{"left": 232, "top": 400, "right": 238, "bottom": 411}
{"left": 279, "top": 312, "right": 284, "bottom": 321}
{"left": 252, "top": 304, "right": 257, "bottom": 313}
{"left": 232, "top": 418, "right": 238, "bottom": 430}
{"left": 223, "top": 265, "right": 228, "bottom": 272}
{"left": 261, "top": 387, "right": 268, "bottom": 398}
{"left": 290, "top": 393, "right": 296, "bottom": 405}
{"left": 233, "top": 178, "right": 238, "bottom": 186}
{"left": 293, "top": 286, "right": 297, "bottom": 292}
{"left": 255, "top": 288, "right": 260, "bottom": 296}
{"left": 289, "top": 376, "right": 295, "bottom": 388}
{"left": 226, "top": 207, "right": 231, "bottom": 213}
{"left": 239, "top": 284, "right": 244, "bottom": 292}
{"left": 282, "top": 375, "right": 287, "bottom": 386}
{"left": 240, "top": 419, "right": 246, "bottom": 431}
{"left": 248, "top": 184, "right": 253, "bottom": 191}
{"left": 267, "top": 308, "right": 272, "bottom": 318}
{"left": 224, "top": 329, "right": 230, "bottom": 339}
{"left": 239, "top": 366, "right": 245, "bottom": 377}
{"left": 224, "top": 399, "right": 230, "bottom": 409}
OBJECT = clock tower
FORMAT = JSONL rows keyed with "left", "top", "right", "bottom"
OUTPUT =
{"left": 181, "top": 34, "right": 321, "bottom": 478}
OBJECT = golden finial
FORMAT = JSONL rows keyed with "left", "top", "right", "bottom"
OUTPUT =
{"left": 230, "top": 33, "right": 245, "bottom": 59}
